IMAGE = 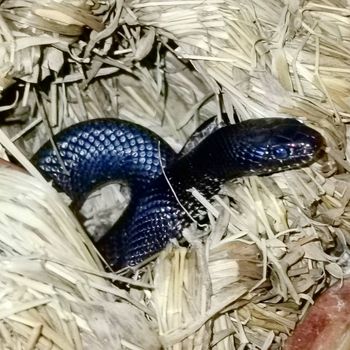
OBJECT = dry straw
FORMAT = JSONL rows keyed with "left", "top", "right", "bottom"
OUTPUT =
{"left": 0, "top": 0, "right": 349, "bottom": 349}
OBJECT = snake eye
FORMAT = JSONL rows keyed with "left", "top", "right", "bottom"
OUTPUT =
{"left": 272, "top": 146, "right": 290, "bottom": 159}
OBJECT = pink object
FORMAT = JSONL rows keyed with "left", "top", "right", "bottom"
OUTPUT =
{"left": 285, "top": 280, "right": 350, "bottom": 350}
{"left": 0, "top": 158, "right": 25, "bottom": 173}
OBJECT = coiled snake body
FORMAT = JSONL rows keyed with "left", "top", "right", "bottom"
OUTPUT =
{"left": 33, "top": 117, "right": 323, "bottom": 268}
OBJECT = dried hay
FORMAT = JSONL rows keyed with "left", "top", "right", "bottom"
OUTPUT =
{"left": 0, "top": 0, "right": 350, "bottom": 349}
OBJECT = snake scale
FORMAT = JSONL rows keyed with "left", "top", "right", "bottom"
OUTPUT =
{"left": 32, "top": 117, "right": 323, "bottom": 269}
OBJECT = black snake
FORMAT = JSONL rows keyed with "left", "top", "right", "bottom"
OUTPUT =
{"left": 32, "top": 117, "right": 323, "bottom": 269}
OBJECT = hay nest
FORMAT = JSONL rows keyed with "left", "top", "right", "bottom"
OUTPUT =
{"left": 0, "top": 0, "right": 350, "bottom": 349}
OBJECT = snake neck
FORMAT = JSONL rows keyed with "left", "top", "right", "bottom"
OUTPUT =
{"left": 164, "top": 126, "right": 243, "bottom": 196}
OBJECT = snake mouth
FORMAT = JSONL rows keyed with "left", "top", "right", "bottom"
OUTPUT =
{"left": 309, "top": 143, "right": 325, "bottom": 162}
{"left": 283, "top": 145, "right": 325, "bottom": 170}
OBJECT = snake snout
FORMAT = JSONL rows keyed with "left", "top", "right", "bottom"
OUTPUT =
{"left": 293, "top": 124, "right": 324, "bottom": 162}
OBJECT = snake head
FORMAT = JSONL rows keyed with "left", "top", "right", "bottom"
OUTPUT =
{"left": 232, "top": 118, "right": 324, "bottom": 175}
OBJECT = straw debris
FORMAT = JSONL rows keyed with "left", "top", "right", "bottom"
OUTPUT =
{"left": 0, "top": 0, "right": 349, "bottom": 348}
